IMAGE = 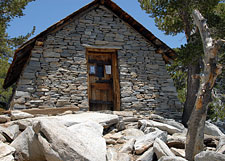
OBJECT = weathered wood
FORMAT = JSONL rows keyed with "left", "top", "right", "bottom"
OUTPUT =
{"left": 87, "top": 49, "right": 120, "bottom": 111}
{"left": 96, "top": 79, "right": 112, "bottom": 83}
{"left": 88, "top": 59, "right": 111, "bottom": 65}
{"left": 83, "top": 44, "right": 122, "bottom": 50}
{"left": 182, "top": 61, "right": 201, "bottom": 127}
{"left": 185, "top": 9, "right": 223, "bottom": 161}
{"left": 1, "top": 107, "right": 80, "bottom": 116}
{"left": 91, "top": 83, "right": 112, "bottom": 90}
{"left": 35, "top": 41, "right": 44, "bottom": 46}
{"left": 86, "top": 48, "right": 118, "bottom": 53}
{"left": 90, "top": 100, "right": 113, "bottom": 105}
{"left": 112, "top": 53, "right": 121, "bottom": 111}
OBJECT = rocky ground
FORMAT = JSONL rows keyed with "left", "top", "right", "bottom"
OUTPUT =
{"left": 0, "top": 110, "right": 225, "bottom": 161}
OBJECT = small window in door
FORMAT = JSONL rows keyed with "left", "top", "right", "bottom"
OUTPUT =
{"left": 97, "top": 64, "right": 104, "bottom": 78}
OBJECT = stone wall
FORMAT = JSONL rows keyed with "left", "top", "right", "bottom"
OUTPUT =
{"left": 11, "top": 5, "right": 182, "bottom": 119}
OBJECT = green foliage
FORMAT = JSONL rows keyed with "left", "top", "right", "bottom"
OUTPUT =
{"left": 208, "top": 3, "right": 225, "bottom": 39}
{"left": 138, "top": 0, "right": 220, "bottom": 36}
{"left": 167, "top": 49, "right": 187, "bottom": 90}
{"left": 0, "top": 0, "right": 35, "bottom": 57}
{"left": 178, "top": 34, "right": 203, "bottom": 65}
{"left": 139, "top": 0, "right": 225, "bottom": 121}
{"left": 208, "top": 97, "right": 225, "bottom": 121}
{"left": 166, "top": 48, "right": 188, "bottom": 104}
{"left": 138, "top": 0, "right": 186, "bottom": 35}
{"left": 0, "top": 0, "right": 35, "bottom": 109}
{"left": 0, "top": 55, "right": 12, "bottom": 109}
{"left": 206, "top": 3, "right": 225, "bottom": 122}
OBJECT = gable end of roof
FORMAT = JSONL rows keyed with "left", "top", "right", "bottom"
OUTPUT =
{"left": 3, "top": 0, "right": 175, "bottom": 89}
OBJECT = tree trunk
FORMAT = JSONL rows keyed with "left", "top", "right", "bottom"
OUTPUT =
{"left": 182, "top": 62, "right": 200, "bottom": 127}
{"left": 185, "top": 9, "right": 222, "bottom": 161}
{"left": 185, "top": 89, "right": 211, "bottom": 160}
{"left": 181, "top": 8, "right": 201, "bottom": 127}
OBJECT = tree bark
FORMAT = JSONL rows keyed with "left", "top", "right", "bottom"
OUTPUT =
{"left": 182, "top": 62, "right": 200, "bottom": 127}
{"left": 185, "top": 9, "right": 222, "bottom": 161}
{"left": 179, "top": 5, "right": 201, "bottom": 127}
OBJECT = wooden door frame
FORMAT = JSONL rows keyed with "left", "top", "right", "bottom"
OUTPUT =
{"left": 86, "top": 48, "right": 121, "bottom": 111}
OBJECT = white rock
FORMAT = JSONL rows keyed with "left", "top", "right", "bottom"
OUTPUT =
{"left": 104, "top": 132, "right": 123, "bottom": 140}
{"left": 122, "top": 128, "right": 145, "bottom": 139}
{"left": 139, "top": 120, "right": 182, "bottom": 134}
{"left": 162, "top": 119, "right": 185, "bottom": 131}
{"left": 33, "top": 119, "right": 106, "bottom": 161}
{"left": 216, "top": 136, "right": 225, "bottom": 150}
{"left": 53, "top": 112, "right": 119, "bottom": 128}
{"left": 113, "top": 111, "right": 134, "bottom": 117}
{"left": 119, "top": 138, "right": 135, "bottom": 154}
{"left": 11, "top": 118, "right": 34, "bottom": 130}
{"left": 142, "top": 127, "right": 159, "bottom": 134}
{"left": 171, "top": 148, "right": 185, "bottom": 158}
{"left": 107, "top": 148, "right": 117, "bottom": 161}
{"left": 0, "top": 142, "right": 15, "bottom": 158}
{"left": 7, "top": 125, "right": 20, "bottom": 140}
{"left": 106, "top": 138, "right": 117, "bottom": 145}
{"left": 204, "top": 121, "right": 224, "bottom": 136}
{"left": 0, "top": 126, "right": 14, "bottom": 142}
{"left": 216, "top": 136, "right": 225, "bottom": 154}
{"left": 9, "top": 112, "right": 119, "bottom": 130}
{"left": 123, "top": 117, "right": 139, "bottom": 122}
{"left": 167, "top": 135, "right": 186, "bottom": 149}
{"left": 149, "top": 114, "right": 164, "bottom": 120}
{"left": 68, "top": 121, "right": 103, "bottom": 136}
{"left": 68, "top": 121, "right": 106, "bottom": 160}
{"left": 0, "top": 115, "right": 10, "bottom": 123}
{"left": 149, "top": 114, "right": 185, "bottom": 131}
{"left": 58, "top": 110, "right": 73, "bottom": 116}
{"left": 217, "top": 145, "right": 225, "bottom": 154}
{"left": 172, "top": 133, "right": 186, "bottom": 138}
{"left": 10, "top": 126, "right": 45, "bottom": 161}
{"left": 0, "top": 155, "right": 14, "bottom": 161}
{"left": 107, "top": 147, "right": 131, "bottom": 161}
{"left": 11, "top": 111, "right": 34, "bottom": 121}
{"left": 116, "top": 120, "right": 126, "bottom": 131}
{"left": 135, "top": 129, "right": 167, "bottom": 154}
{"left": 195, "top": 151, "right": 225, "bottom": 161}
{"left": 158, "top": 156, "right": 188, "bottom": 161}
{"left": 153, "top": 138, "right": 175, "bottom": 159}
{"left": 136, "top": 147, "right": 154, "bottom": 161}
{"left": 0, "top": 133, "right": 6, "bottom": 142}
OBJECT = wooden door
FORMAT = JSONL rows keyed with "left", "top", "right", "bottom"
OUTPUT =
{"left": 86, "top": 48, "right": 120, "bottom": 111}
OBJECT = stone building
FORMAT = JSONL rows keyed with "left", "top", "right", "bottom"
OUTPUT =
{"left": 3, "top": 0, "right": 181, "bottom": 119}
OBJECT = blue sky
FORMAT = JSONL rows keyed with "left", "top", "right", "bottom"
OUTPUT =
{"left": 7, "top": 0, "right": 186, "bottom": 48}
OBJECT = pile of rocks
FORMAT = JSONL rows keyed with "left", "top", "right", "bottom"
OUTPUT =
{"left": 0, "top": 110, "right": 224, "bottom": 161}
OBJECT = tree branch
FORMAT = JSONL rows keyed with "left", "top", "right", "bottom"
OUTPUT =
{"left": 217, "top": 39, "right": 225, "bottom": 47}
{"left": 192, "top": 9, "right": 222, "bottom": 88}
{"left": 185, "top": 9, "right": 223, "bottom": 161}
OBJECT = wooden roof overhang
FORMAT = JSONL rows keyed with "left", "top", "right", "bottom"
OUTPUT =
{"left": 3, "top": 0, "right": 176, "bottom": 89}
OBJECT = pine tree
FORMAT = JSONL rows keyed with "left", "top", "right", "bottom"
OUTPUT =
{"left": 138, "top": 0, "right": 224, "bottom": 126}
{"left": 0, "top": 0, "right": 35, "bottom": 109}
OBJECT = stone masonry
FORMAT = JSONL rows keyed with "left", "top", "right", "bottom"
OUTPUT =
{"left": 11, "top": 5, "right": 182, "bottom": 119}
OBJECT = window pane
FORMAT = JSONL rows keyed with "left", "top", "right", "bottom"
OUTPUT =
{"left": 97, "top": 65, "right": 104, "bottom": 78}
